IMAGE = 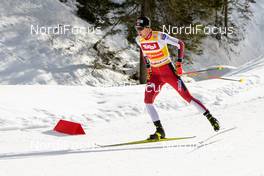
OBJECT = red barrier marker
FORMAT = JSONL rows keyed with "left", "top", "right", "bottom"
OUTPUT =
{"left": 54, "top": 120, "right": 85, "bottom": 135}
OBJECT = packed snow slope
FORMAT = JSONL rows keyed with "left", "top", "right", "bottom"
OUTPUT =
{"left": 0, "top": 56, "right": 263, "bottom": 176}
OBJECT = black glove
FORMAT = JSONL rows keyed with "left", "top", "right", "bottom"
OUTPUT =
{"left": 144, "top": 56, "right": 151, "bottom": 69}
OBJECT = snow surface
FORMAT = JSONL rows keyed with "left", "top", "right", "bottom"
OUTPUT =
{"left": 0, "top": 1, "right": 264, "bottom": 175}
{"left": 0, "top": 55, "right": 263, "bottom": 176}
{"left": 1, "top": 0, "right": 264, "bottom": 85}
{"left": 191, "top": 1, "right": 264, "bottom": 69}
{"left": 0, "top": 0, "right": 138, "bottom": 86}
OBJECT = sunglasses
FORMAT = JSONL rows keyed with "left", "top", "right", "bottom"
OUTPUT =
{"left": 135, "top": 26, "right": 145, "bottom": 31}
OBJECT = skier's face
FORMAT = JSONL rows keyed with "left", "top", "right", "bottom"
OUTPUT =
{"left": 135, "top": 26, "right": 144, "bottom": 36}
{"left": 136, "top": 27, "right": 150, "bottom": 38}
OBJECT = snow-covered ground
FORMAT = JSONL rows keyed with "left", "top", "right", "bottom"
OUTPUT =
{"left": 191, "top": 1, "right": 264, "bottom": 69}
{"left": 0, "top": 55, "right": 263, "bottom": 176}
{"left": 1, "top": 0, "right": 264, "bottom": 85}
{"left": 1, "top": 0, "right": 264, "bottom": 175}
{"left": 0, "top": 0, "right": 138, "bottom": 86}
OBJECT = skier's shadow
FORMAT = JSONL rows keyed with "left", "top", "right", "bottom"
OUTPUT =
{"left": 0, "top": 127, "right": 237, "bottom": 160}
{"left": 42, "top": 130, "right": 69, "bottom": 137}
{"left": 0, "top": 144, "right": 195, "bottom": 160}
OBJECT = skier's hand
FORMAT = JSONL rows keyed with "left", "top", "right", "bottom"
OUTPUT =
{"left": 146, "top": 68, "right": 152, "bottom": 81}
{"left": 175, "top": 61, "right": 183, "bottom": 76}
{"left": 144, "top": 56, "right": 151, "bottom": 69}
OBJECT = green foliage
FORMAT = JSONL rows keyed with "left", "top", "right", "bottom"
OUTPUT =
{"left": 70, "top": 0, "right": 253, "bottom": 60}
{"left": 76, "top": 0, "right": 123, "bottom": 26}
{"left": 152, "top": 0, "right": 223, "bottom": 55}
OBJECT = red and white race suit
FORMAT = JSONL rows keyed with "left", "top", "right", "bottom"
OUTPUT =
{"left": 136, "top": 31, "right": 207, "bottom": 116}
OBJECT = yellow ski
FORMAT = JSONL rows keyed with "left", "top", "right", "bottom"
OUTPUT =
{"left": 99, "top": 136, "right": 196, "bottom": 148}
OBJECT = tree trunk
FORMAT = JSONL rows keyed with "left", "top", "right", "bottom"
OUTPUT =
{"left": 224, "top": 0, "right": 228, "bottom": 37}
{"left": 139, "top": 0, "right": 151, "bottom": 84}
{"left": 215, "top": 0, "right": 218, "bottom": 26}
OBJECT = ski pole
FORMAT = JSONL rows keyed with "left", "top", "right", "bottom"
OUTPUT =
{"left": 207, "top": 76, "right": 245, "bottom": 83}
{"left": 182, "top": 66, "right": 224, "bottom": 75}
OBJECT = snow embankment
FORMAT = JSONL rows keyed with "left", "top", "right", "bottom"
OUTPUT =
{"left": 191, "top": 1, "right": 264, "bottom": 69}
{"left": 0, "top": 55, "right": 263, "bottom": 132}
{"left": 0, "top": 0, "right": 138, "bottom": 85}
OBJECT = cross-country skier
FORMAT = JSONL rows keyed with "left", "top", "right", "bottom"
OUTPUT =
{"left": 135, "top": 16, "right": 220, "bottom": 140}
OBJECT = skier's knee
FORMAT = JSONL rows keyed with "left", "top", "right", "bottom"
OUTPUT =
{"left": 144, "top": 97, "right": 154, "bottom": 104}
{"left": 186, "top": 96, "right": 192, "bottom": 103}
{"left": 181, "top": 94, "right": 192, "bottom": 103}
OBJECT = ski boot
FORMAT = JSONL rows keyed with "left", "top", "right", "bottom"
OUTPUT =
{"left": 148, "top": 120, "right": 166, "bottom": 140}
{"left": 204, "top": 111, "right": 220, "bottom": 132}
